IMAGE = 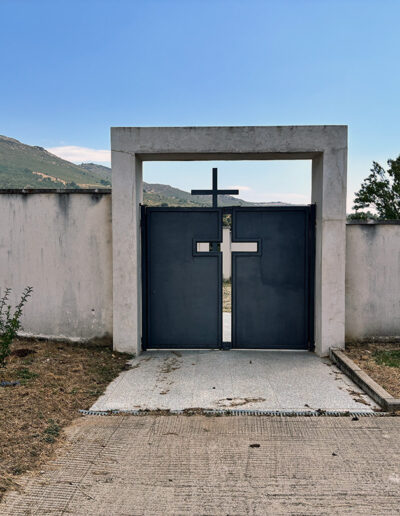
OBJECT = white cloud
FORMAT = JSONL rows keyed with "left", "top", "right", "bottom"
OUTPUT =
{"left": 46, "top": 146, "right": 111, "bottom": 164}
{"left": 226, "top": 185, "right": 252, "bottom": 193}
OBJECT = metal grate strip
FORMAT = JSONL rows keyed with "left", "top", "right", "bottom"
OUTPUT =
{"left": 79, "top": 408, "right": 394, "bottom": 417}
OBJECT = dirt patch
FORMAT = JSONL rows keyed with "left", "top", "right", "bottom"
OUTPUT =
{"left": 223, "top": 281, "right": 231, "bottom": 312}
{"left": 160, "top": 356, "right": 182, "bottom": 374}
{"left": 0, "top": 337, "right": 131, "bottom": 501}
{"left": 217, "top": 397, "right": 266, "bottom": 408}
{"left": 346, "top": 389, "right": 371, "bottom": 406}
{"left": 130, "top": 356, "right": 153, "bottom": 370}
{"left": 345, "top": 342, "right": 400, "bottom": 397}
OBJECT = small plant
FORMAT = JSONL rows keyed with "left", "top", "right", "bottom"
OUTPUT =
{"left": 43, "top": 419, "right": 60, "bottom": 443}
{"left": 16, "top": 367, "right": 39, "bottom": 384}
{"left": 0, "top": 286, "right": 33, "bottom": 366}
{"left": 374, "top": 350, "right": 400, "bottom": 368}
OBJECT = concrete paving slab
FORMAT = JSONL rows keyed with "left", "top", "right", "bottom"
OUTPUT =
{"left": 2, "top": 415, "right": 400, "bottom": 515}
{"left": 91, "top": 349, "right": 378, "bottom": 412}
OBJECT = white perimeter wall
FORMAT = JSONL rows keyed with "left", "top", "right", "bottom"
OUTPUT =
{"left": 0, "top": 192, "right": 112, "bottom": 341}
{"left": 0, "top": 193, "right": 399, "bottom": 343}
{"left": 345, "top": 223, "right": 400, "bottom": 341}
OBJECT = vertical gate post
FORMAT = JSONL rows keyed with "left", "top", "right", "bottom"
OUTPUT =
{"left": 111, "top": 146, "right": 143, "bottom": 355}
{"left": 312, "top": 142, "right": 347, "bottom": 356}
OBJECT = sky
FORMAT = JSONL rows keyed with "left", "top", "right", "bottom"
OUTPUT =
{"left": 1, "top": 0, "right": 399, "bottom": 208}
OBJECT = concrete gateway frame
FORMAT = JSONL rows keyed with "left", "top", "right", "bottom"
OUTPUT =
{"left": 111, "top": 126, "right": 347, "bottom": 357}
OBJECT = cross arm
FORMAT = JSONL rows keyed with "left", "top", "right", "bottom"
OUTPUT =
{"left": 217, "top": 189, "right": 239, "bottom": 196}
{"left": 190, "top": 189, "right": 239, "bottom": 196}
{"left": 191, "top": 189, "right": 213, "bottom": 195}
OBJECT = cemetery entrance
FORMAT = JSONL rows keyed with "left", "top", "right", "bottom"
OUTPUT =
{"left": 141, "top": 204, "right": 315, "bottom": 350}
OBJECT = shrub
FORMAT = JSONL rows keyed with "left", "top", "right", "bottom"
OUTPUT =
{"left": 0, "top": 286, "right": 33, "bottom": 366}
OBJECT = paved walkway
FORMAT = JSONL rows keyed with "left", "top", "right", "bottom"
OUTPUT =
{"left": 91, "top": 350, "right": 377, "bottom": 413}
{"left": 2, "top": 415, "right": 400, "bottom": 515}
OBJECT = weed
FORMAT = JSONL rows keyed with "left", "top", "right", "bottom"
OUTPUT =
{"left": 16, "top": 367, "right": 39, "bottom": 380}
{"left": 16, "top": 367, "right": 39, "bottom": 384}
{"left": 0, "top": 286, "right": 33, "bottom": 366}
{"left": 88, "top": 388, "right": 103, "bottom": 397}
{"left": 43, "top": 420, "right": 60, "bottom": 443}
{"left": 374, "top": 350, "right": 400, "bottom": 368}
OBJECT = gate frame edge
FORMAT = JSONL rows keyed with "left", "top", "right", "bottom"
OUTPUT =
{"left": 111, "top": 125, "right": 347, "bottom": 357}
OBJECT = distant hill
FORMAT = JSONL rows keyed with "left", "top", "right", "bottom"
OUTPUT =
{"left": 79, "top": 162, "right": 111, "bottom": 185}
{"left": 142, "top": 182, "right": 253, "bottom": 207}
{"left": 0, "top": 135, "right": 108, "bottom": 189}
{"left": 0, "top": 135, "right": 290, "bottom": 207}
{"left": 78, "top": 162, "right": 252, "bottom": 207}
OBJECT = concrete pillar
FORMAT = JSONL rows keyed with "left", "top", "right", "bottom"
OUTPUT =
{"left": 312, "top": 147, "right": 347, "bottom": 356}
{"left": 111, "top": 149, "right": 142, "bottom": 354}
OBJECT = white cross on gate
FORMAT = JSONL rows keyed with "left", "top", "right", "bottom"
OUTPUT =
{"left": 197, "top": 230, "right": 258, "bottom": 344}
{"left": 197, "top": 229, "right": 258, "bottom": 277}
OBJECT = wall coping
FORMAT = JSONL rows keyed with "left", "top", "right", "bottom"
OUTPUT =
{"left": 0, "top": 189, "right": 111, "bottom": 195}
{"left": 1, "top": 192, "right": 397, "bottom": 227}
{"left": 347, "top": 220, "right": 400, "bottom": 225}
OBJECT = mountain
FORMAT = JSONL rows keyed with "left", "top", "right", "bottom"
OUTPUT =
{"left": 79, "top": 162, "right": 111, "bottom": 184}
{"left": 0, "top": 135, "right": 289, "bottom": 207}
{"left": 78, "top": 162, "right": 252, "bottom": 207}
{"left": 0, "top": 135, "right": 249, "bottom": 205}
{"left": 0, "top": 135, "right": 108, "bottom": 189}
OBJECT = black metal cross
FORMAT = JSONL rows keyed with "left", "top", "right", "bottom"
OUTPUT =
{"left": 191, "top": 168, "right": 239, "bottom": 208}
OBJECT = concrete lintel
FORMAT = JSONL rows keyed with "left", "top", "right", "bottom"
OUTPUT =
{"left": 134, "top": 152, "right": 320, "bottom": 161}
{"left": 111, "top": 125, "right": 347, "bottom": 156}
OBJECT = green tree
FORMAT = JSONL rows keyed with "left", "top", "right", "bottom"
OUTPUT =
{"left": 347, "top": 211, "right": 377, "bottom": 222}
{"left": 353, "top": 156, "right": 400, "bottom": 219}
{"left": 66, "top": 181, "right": 80, "bottom": 189}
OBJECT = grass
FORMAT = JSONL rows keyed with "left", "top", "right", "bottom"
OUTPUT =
{"left": 374, "top": 350, "right": 400, "bottom": 368}
{"left": 42, "top": 420, "right": 61, "bottom": 443}
{"left": 0, "top": 337, "right": 131, "bottom": 501}
{"left": 345, "top": 342, "right": 400, "bottom": 398}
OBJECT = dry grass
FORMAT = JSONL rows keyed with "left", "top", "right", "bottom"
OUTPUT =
{"left": 0, "top": 337, "right": 131, "bottom": 501}
{"left": 345, "top": 342, "right": 400, "bottom": 398}
{"left": 223, "top": 281, "right": 231, "bottom": 312}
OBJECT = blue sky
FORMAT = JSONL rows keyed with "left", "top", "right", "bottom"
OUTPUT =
{"left": 1, "top": 0, "right": 399, "bottom": 207}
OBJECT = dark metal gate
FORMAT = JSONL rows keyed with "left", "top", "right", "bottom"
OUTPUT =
{"left": 231, "top": 206, "right": 315, "bottom": 350}
{"left": 142, "top": 207, "right": 222, "bottom": 349}
{"left": 142, "top": 205, "right": 315, "bottom": 351}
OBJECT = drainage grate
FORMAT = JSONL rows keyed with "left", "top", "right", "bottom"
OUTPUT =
{"left": 79, "top": 408, "right": 393, "bottom": 417}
